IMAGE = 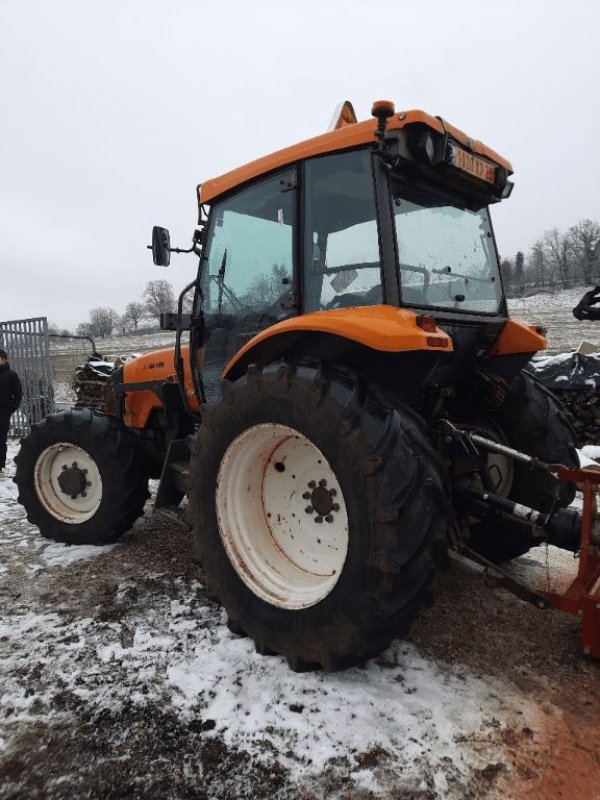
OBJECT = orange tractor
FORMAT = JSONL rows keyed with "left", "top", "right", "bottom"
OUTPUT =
{"left": 15, "top": 101, "right": 600, "bottom": 669}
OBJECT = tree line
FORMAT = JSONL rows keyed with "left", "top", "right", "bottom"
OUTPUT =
{"left": 49, "top": 280, "right": 178, "bottom": 340}
{"left": 500, "top": 218, "right": 600, "bottom": 296}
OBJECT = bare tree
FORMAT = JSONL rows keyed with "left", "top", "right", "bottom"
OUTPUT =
{"left": 122, "top": 301, "right": 145, "bottom": 331}
{"left": 499, "top": 258, "right": 513, "bottom": 291}
{"left": 543, "top": 228, "right": 573, "bottom": 288}
{"left": 527, "top": 240, "right": 548, "bottom": 288}
{"left": 76, "top": 321, "right": 93, "bottom": 337}
{"left": 143, "top": 280, "right": 175, "bottom": 323}
{"left": 568, "top": 219, "right": 600, "bottom": 285}
{"left": 243, "top": 264, "right": 291, "bottom": 307}
{"left": 88, "top": 307, "right": 119, "bottom": 338}
{"left": 514, "top": 251, "right": 525, "bottom": 290}
{"left": 116, "top": 314, "right": 130, "bottom": 335}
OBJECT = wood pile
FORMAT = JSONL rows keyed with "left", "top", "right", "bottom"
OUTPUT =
{"left": 72, "top": 358, "right": 113, "bottom": 412}
{"left": 527, "top": 352, "right": 600, "bottom": 448}
{"left": 548, "top": 386, "right": 600, "bottom": 447}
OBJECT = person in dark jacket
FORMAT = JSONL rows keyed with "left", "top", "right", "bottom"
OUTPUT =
{"left": 0, "top": 349, "right": 23, "bottom": 472}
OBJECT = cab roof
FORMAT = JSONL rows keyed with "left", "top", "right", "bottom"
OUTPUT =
{"left": 200, "top": 106, "right": 513, "bottom": 205}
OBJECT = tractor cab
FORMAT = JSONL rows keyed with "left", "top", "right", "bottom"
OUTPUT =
{"left": 154, "top": 101, "right": 538, "bottom": 409}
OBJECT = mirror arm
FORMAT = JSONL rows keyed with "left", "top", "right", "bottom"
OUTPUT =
{"left": 145, "top": 243, "right": 195, "bottom": 255}
{"left": 170, "top": 245, "right": 196, "bottom": 254}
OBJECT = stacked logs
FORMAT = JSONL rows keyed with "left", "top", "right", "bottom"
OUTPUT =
{"left": 72, "top": 357, "right": 114, "bottom": 412}
{"left": 548, "top": 385, "right": 600, "bottom": 447}
{"left": 527, "top": 352, "right": 600, "bottom": 449}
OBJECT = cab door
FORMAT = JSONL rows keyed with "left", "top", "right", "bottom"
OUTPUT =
{"left": 198, "top": 168, "right": 298, "bottom": 401}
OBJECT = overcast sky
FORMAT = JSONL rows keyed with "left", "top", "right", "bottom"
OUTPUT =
{"left": 1, "top": 0, "right": 598, "bottom": 330}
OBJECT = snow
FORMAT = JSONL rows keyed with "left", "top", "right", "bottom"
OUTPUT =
{"left": 581, "top": 445, "right": 600, "bottom": 462}
{"left": 507, "top": 286, "right": 600, "bottom": 354}
{"left": 507, "top": 285, "right": 596, "bottom": 312}
{"left": 164, "top": 632, "right": 529, "bottom": 778}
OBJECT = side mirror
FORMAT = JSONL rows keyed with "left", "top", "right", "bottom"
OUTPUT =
{"left": 151, "top": 226, "right": 171, "bottom": 266}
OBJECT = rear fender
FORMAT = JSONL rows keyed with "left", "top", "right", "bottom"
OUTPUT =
{"left": 222, "top": 305, "right": 453, "bottom": 381}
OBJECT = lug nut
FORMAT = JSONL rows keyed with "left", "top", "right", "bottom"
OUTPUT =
{"left": 72, "top": 462, "right": 77, "bottom": 468}
{"left": 319, "top": 479, "right": 327, "bottom": 487}
{"left": 308, "top": 480, "right": 316, "bottom": 489}
{"left": 325, "top": 515, "right": 334, "bottom": 523}
{"left": 332, "top": 503, "right": 340, "bottom": 512}
{"left": 81, "top": 492, "right": 87, "bottom": 498}
{"left": 61, "top": 465, "right": 68, "bottom": 471}
{"left": 82, "top": 468, "right": 88, "bottom": 474}
{"left": 315, "top": 516, "right": 323, "bottom": 524}
{"left": 330, "top": 489, "right": 337, "bottom": 497}
{"left": 302, "top": 492, "right": 311, "bottom": 500}
{"left": 86, "top": 481, "right": 92, "bottom": 487}
{"left": 305, "top": 506, "right": 313, "bottom": 514}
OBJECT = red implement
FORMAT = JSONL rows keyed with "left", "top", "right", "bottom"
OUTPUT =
{"left": 545, "top": 466, "right": 600, "bottom": 659}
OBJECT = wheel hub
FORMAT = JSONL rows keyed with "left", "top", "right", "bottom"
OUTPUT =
{"left": 302, "top": 480, "right": 340, "bottom": 523}
{"left": 57, "top": 462, "right": 90, "bottom": 499}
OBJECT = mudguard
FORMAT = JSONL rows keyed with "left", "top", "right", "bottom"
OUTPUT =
{"left": 222, "top": 306, "right": 453, "bottom": 380}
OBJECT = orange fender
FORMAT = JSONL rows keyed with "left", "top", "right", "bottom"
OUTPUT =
{"left": 222, "top": 305, "right": 453, "bottom": 380}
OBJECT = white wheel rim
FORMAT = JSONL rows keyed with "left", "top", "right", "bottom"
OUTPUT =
{"left": 216, "top": 423, "right": 349, "bottom": 610}
{"left": 33, "top": 443, "right": 103, "bottom": 523}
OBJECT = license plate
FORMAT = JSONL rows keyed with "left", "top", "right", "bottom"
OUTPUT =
{"left": 451, "top": 145, "right": 496, "bottom": 185}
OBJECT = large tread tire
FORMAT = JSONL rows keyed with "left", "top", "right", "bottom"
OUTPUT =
{"left": 14, "top": 408, "right": 150, "bottom": 545}
{"left": 468, "top": 371, "right": 578, "bottom": 563}
{"left": 188, "top": 362, "right": 450, "bottom": 672}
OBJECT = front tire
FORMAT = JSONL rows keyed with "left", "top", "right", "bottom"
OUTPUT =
{"left": 14, "top": 408, "right": 150, "bottom": 544}
{"left": 189, "top": 363, "right": 449, "bottom": 671}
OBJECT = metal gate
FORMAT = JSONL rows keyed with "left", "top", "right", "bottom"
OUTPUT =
{"left": 0, "top": 317, "right": 55, "bottom": 436}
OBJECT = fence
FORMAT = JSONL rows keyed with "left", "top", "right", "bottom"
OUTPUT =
{"left": 0, "top": 317, "right": 55, "bottom": 436}
{"left": 48, "top": 334, "right": 98, "bottom": 411}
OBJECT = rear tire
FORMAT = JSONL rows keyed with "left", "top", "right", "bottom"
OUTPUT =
{"left": 467, "top": 371, "right": 578, "bottom": 562}
{"left": 188, "top": 362, "right": 449, "bottom": 671}
{"left": 14, "top": 408, "right": 150, "bottom": 544}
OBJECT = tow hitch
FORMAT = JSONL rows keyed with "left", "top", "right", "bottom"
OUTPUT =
{"left": 444, "top": 421, "right": 600, "bottom": 659}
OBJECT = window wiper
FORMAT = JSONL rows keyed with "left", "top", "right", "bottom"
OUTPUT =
{"left": 211, "top": 249, "right": 244, "bottom": 314}
{"left": 217, "top": 248, "right": 227, "bottom": 314}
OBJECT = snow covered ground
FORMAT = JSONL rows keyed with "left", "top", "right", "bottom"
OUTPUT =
{"left": 508, "top": 285, "right": 600, "bottom": 354}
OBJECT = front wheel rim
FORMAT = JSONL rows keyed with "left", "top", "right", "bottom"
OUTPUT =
{"left": 33, "top": 443, "right": 103, "bottom": 523}
{"left": 215, "top": 423, "right": 349, "bottom": 610}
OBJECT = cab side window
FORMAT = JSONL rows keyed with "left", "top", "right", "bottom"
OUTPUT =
{"left": 202, "top": 170, "right": 296, "bottom": 320}
{"left": 303, "top": 151, "right": 382, "bottom": 313}
{"left": 199, "top": 170, "right": 296, "bottom": 402}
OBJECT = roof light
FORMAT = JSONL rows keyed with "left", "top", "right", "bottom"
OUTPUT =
{"left": 371, "top": 100, "right": 396, "bottom": 141}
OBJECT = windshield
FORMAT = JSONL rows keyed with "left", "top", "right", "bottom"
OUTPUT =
{"left": 393, "top": 195, "right": 502, "bottom": 314}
